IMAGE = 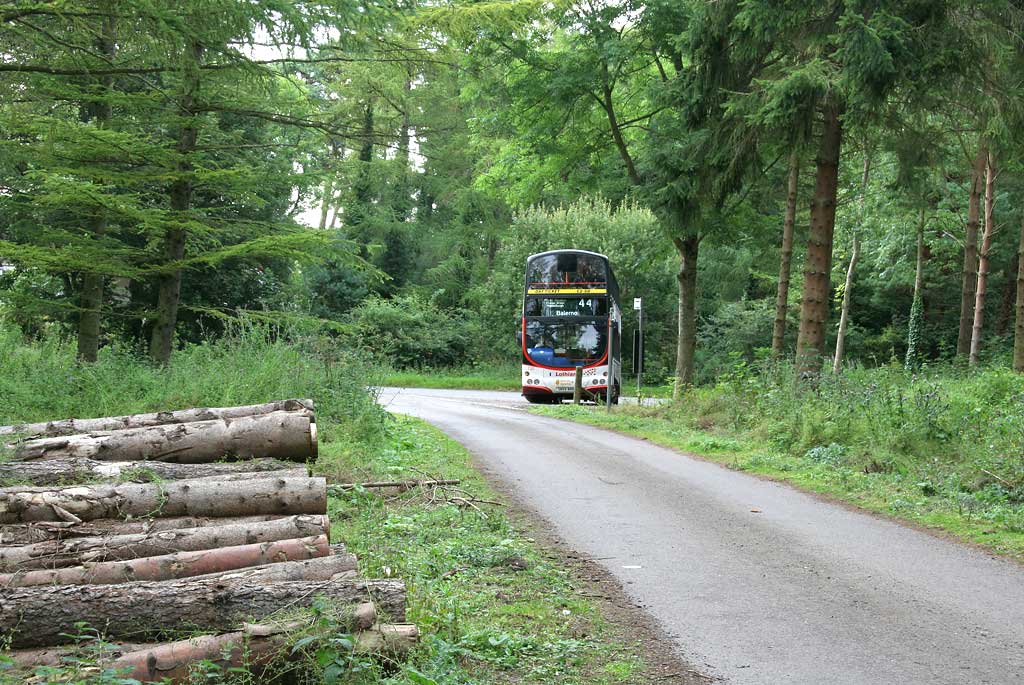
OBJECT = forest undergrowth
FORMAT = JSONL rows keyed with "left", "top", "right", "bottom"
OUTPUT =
{"left": 541, "top": 361, "right": 1024, "bottom": 560}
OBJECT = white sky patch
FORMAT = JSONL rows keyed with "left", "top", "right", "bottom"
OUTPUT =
{"left": 243, "top": 25, "right": 422, "bottom": 228}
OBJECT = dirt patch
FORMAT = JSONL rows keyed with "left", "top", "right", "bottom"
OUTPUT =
{"left": 469, "top": 456, "right": 716, "bottom": 685}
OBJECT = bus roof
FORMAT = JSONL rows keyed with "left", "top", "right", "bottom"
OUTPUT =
{"left": 526, "top": 249, "right": 608, "bottom": 263}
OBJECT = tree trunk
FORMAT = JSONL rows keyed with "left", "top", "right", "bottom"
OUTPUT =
{"left": 10, "top": 411, "right": 316, "bottom": 463}
{"left": 796, "top": 99, "right": 844, "bottom": 373}
{"left": 150, "top": 41, "right": 204, "bottom": 364}
{"left": 957, "top": 146, "right": 987, "bottom": 357}
{"left": 0, "top": 457, "right": 303, "bottom": 486}
{"left": 0, "top": 398, "right": 314, "bottom": 438}
{"left": 348, "top": 102, "right": 376, "bottom": 234}
{"left": 318, "top": 178, "right": 333, "bottom": 230}
{"left": 1, "top": 514, "right": 329, "bottom": 570}
{"left": 672, "top": 235, "right": 699, "bottom": 396}
{"left": 76, "top": 262, "right": 105, "bottom": 362}
{"left": 832, "top": 234, "right": 860, "bottom": 373}
{"left": 0, "top": 576, "right": 405, "bottom": 648}
{"left": 0, "top": 477, "right": 327, "bottom": 523}
{"left": 77, "top": 227, "right": 107, "bottom": 362}
{"left": 0, "top": 514, "right": 288, "bottom": 546}
{"left": 970, "top": 152, "right": 997, "bottom": 366}
{"left": 912, "top": 208, "right": 927, "bottom": 302}
{"left": 997, "top": 254, "right": 1018, "bottom": 337}
{"left": 905, "top": 207, "right": 928, "bottom": 369}
{"left": 76, "top": 9, "right": 117, "bottom": 363}
{"left": 1015, "top": 214, "right": 1024, "bottom": 372}
{"left": 772, "top": 149, "right": 800, "bottom": 357}
{"left": 832, "top": 150, "right": 871, "bottom": 374}
{"left": 389, "top": 84, "right": 414, "bottom": 273}
{"left": 0, "top": 534, "right": 331, "bottom": 587}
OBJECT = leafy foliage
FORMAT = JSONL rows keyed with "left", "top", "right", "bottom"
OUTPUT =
{"left": 349, "top": 295, "right": 479, "bottom": 369}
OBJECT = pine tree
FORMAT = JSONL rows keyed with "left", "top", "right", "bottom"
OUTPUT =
{"left": 1, "top": 0, "right": 383, "bottom": 362}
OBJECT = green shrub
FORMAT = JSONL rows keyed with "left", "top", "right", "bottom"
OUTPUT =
{"left": 805, "top": 443, "right": 847, "bottom": 466}
{"left": 349, "top": 295, "right": 478, "bottom": 369}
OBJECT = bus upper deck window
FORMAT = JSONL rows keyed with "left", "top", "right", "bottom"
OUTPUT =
{"left": 556, "top": 253, "right": 578, "bottom": 276}
{"left": 528, "top": 254, "right": 606, "bottom": 285}
{"left": 575, "top": 255, "right": 605, "bottom": 283}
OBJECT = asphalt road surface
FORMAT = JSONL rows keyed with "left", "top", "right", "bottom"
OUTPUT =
{"left": 379, "top": 387, "right": 1024, "bottom": 685}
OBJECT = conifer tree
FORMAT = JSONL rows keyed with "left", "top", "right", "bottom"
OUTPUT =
{"left": 1, "top": 0, "right": 383, "bottom": 362}
{"left": 724, "top": 1, "right": 957, "bottom": 372}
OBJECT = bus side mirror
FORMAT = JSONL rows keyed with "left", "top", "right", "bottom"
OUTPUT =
{"left": 516, "top": 331, "right": 523, "bottom": 345}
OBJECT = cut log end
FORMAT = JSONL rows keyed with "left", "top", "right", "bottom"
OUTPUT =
{"left": 354, "top": 624, "right": 420, "bottom": 655}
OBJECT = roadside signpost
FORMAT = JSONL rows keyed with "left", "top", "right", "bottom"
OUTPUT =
{"left": 633, "top": 298, "right": 643, "bottom": 401}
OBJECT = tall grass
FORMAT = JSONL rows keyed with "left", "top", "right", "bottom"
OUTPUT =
{"left": 684, "top": 361, "right": 1024, "bottom": 491}
{"left": 652, "top": 361, "right": 1024, "bottom": 551}
{"left": 0, "top": 322, "right": 386, "bottom": 444}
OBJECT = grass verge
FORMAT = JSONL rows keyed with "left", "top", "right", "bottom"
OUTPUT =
{"left": 382, "top": 364, "right": 520, "bottom": 392}
{"left": 322, "top": 412, "right": 658, "bottom": 684}
{"left": 532, "top": 399, "right": 1024, "bottom": 562}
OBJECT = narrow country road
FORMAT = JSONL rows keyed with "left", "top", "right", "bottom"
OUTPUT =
{"left": 379, "top": 388, "right": 1024, "bottom": 685}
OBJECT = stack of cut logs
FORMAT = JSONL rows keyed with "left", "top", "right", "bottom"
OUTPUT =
{"left": 0, "top": 399, "right": 417, "bottom": 683}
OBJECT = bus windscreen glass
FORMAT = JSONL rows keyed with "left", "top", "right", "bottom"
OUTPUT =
{"left": 525, "top": 297, "right": 607, "bottom": 317}
{"left": 524, "top": 320, "right": 607, "bottom": 367}
{"left": 527, "top": 253, "right": 607, "bottom": 286}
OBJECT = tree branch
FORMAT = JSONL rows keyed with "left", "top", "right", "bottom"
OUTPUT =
{"left": 0, "top": 55, "right": 449, "bottom": 77}
{"left": 598, "top": 61, "right": 641, "bottom": 186}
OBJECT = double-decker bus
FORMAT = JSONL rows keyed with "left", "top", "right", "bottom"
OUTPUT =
{"left": 520, "top": 249, "right": 621, "bottom": 404}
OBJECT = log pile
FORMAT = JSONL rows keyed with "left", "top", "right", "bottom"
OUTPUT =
{"left": 0, "top": 400, "right": 418, "bottom": 682}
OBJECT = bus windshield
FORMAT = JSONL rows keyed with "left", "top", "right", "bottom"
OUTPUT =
{"left": 525, "top": 297, "right": 608, "bottom": 317}
{"left": 527, "top": 253, "right": 607, "bottom": 286}
{"left": 524, "top": 320, "right": 607, "bottom": 367}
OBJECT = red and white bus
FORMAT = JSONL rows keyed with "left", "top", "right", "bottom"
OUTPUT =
{"left": 520, "top": 249, "right": 621, "bottom": 404}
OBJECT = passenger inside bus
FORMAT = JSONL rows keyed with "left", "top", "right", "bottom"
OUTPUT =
{"left": 529, "top": 334, "right": 570, "bottom": 367}
{"left": 530, "top": 335, "right": 556, "bottom": 365}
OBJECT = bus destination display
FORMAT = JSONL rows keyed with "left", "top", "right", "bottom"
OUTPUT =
{"left": 526, "top": 297, "right": 607, "bottom": 317}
